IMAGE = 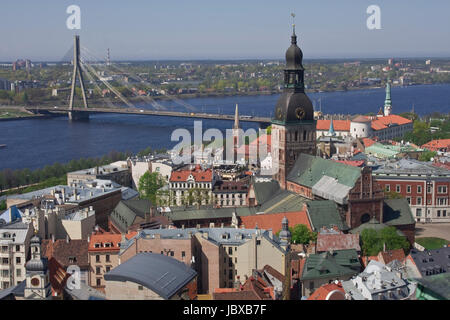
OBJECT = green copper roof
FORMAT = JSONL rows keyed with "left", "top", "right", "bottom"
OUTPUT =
{"left": 109, "top": 199, "right": 152, "bottom": 232}
{"left": 306, "top": 200, "right": 349, "bottom": 231}
{"left": 301, "top": 249, "right": 360, "bottom": 280}
{"left": 349, "top": 217, "right": 405, "bottom": 236}
{"left": 384, "top": 81, "right": 392, "bottom": 107}
{"left": 383, "top": 198, "right": 416, "bottom": 226}
{"left": 287, "top": 154, "right": 361, "bottom": 189}
{"left": 414, "top": 273, "right": 450, "bottom": 300}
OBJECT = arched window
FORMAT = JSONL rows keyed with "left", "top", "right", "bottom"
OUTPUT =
{"left": 361, "top": 213, "right": 371, "bottom": 224}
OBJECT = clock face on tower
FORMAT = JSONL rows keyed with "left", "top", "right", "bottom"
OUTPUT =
{"left": 295, "top": 107, "right": 306, "bottom": 120}
{"left": 31, "top": 277, "right": 40, "bottom": 287}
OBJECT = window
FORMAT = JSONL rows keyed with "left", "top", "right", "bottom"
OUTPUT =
{"left": 105, "top": 255, "right": 110, "bottom": 262}
{"left": 182, "top": 251, "right": 185, "bottom": 258}
{"left": 444, "top": 210, "right": 447, "bottom": 217}
{"left": 385, "top": 185, "right": 390, "bottom": 192}
{"left": 15, "top": 245, "right": 20, "bottom": 252}
{"left": 417, "top": 186, "right": 422, "bottom": 193}
{"left": 438, "top": 186, "right": 447, "bottom": 194}
{"left": 396, "top": 185, "right": 401, "bottom": 193}
{"left": 228, "top": 258, "right": 233, "bottom": 267}
{"left": 2, "top": 270, "right": 9, "bottom": 278}
{"left": 406, "top": 197, "right": 411, "bottom": 204}
{"left": 96, "top": 278, "right": 101, "bottom": 286}
{"left": 95, "top": 255, "right": 100, "bottom": 263}
{"left": 170, "top": 251, "right": 174, "bottom": 257}
{"left": 16, "top": 257, "right": 21, "bottom": 264}
{"left": 437, "top": 210, "right": 441, "bottom": 217}
{"left": 417, "top": 197, "right": 422, "bottom": 205}
{"left": 437, "top": 198, "right": 448, "bottom": 206}
{"left": 96, "top": 267, "right": 101, "bottom": 275}
{"left": 416, "top": 208, "right": 422, "bottom": 217}
{"left": 138, "top": 285, "right": 143, "bottom": 291}
{"left": 407, "top": 185, "right": 411, "bottom": 193}
{"left": 427, "top": 185, "right": 432, "bottom": 193}
{"left": 256, "top": 240, "right": 261, "bottom": 246}
{"left": 105, "top": 266, "right": 111, "bottom": 272}
{"left": 229, "top": 270, "right": 233, "bottom": 280}
{"left": 228, "top": 247, "right": 233, "bottom": 255}
{"left": 16, "top": 269, "right": 21, "bottom": 277}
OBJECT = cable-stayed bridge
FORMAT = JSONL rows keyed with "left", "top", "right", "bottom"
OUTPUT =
{"left": 26, "top": 35, "right": 271, "bottom": 126}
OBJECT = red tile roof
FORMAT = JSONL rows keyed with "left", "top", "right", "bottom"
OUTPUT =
{"left": 353, "top": 115, "right": 371, "bottom": 123}
{"left": 362, "top": 138, "right": 376, "bottom": 148}
{"left": 239, "top": 211, "right": 311, "bottom": 233}
{"left": 307, "top": 282, "right": 346, "bottom": 300}
{"left": 332, "top": 160, "right": 365, "bottom": 167}
{"left": 88, "top": 233, "right": 122, "bottom": 252}
{"left": 42, "top": 239, "right": 89, "bottom": 269}
{"left": 169, "top": 165, "right": 213, "bottom": 182}
{"left": 316, "top": 233, "right": 361, "bottom": 252}
{"left": 236, "top": 134, "right": 272, "bottom": 156}
{"left": 48, "top": 257, "right": 71, "bottom": 297}
{"left": 316, "top": 120, "right": 351, "bottom": 131}
{"left": 422, "top": 139, "right": 450, "bottom": 152}
{"left": 378, "top": 249, "right": 406, "bottom": 265}
{"left": 371, "top": 115, "right": 412, "bottom": 131}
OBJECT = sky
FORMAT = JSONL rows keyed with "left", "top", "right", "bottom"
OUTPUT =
{"left": 1, "top": 0, "right": 450, "bottom": 61}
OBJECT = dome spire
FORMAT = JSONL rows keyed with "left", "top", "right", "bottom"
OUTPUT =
{"left": 291, "top": 13, "right": 297, "bottom": 44}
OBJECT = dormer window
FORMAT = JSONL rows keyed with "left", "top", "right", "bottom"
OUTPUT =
{"left": 94, "top": 243, "right": 101, "bottom": 248}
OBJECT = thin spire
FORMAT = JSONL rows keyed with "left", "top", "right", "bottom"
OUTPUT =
{"left": 234, "top": 103, "right": 239, "bottom": 129}
{"left": 291, "top": 13, "right": 297, "bottom": 44}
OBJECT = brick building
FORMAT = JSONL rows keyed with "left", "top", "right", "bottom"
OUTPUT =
{"left": 373, "top": 158, "right": 450, "bottom": 223}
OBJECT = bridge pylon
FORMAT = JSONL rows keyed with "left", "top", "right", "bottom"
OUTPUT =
{"left": 68, "top": 35, "right": 89, "bottom": 121}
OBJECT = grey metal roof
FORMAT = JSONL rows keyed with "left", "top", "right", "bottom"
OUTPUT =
{"left": 104, "top": 253, "right": 197, "bottom": 299}
{"left": 64, "top": 281, "right": 106, "bottom": 300}
{"left": 373, "top": 158, "right": 450, "bottom": 177}
{"left": 311, "top": 176, "right": 352, "bottom": 205}
{"left": 0, "top": 280, "right": 25, "bottom": 300}
{"left": 0, "top": 221, "right": 31, "bottom": 245}
{"left": 409, "top": 247, "right": 450, "bottom": 277}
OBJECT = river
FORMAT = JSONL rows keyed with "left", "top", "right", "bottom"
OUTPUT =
{"left": 0, "top": 84, "right": 449, "bottom": 171}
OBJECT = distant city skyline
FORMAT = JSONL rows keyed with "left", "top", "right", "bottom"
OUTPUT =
{"left": 1, "top": 0, "right": 450, "bottom": 61}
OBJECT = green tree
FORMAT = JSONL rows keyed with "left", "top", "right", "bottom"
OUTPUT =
{"left": 276, "top": 224, "right": 315, "bottom": 245}
{"left": 419, "top": 150, "right": 437, "bottom": 162}
{"left": 138, "top": 171, "right": 164, "bottom": 204}
{"left": 360, "top": 227, "right": 410, "bottom": 256}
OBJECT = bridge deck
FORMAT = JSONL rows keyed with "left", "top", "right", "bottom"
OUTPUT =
{"left": 25, "top": 107, "right": 272, "bottom": 124}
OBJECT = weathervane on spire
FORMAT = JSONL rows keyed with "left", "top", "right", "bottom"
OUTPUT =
{"left": 291, "top": 12, "right": 296, "bottom": 34}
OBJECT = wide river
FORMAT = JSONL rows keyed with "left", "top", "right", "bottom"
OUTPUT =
{"left": 1, "top": 84, "right": 449, "bottom": 170}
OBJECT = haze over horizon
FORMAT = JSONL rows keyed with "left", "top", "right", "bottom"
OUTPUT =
{"left": 1, "top": 0, "right": 450, "bottom": 61}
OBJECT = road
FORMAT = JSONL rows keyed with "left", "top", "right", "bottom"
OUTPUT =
{"left": 415, "top": 223, "right": 450, "bottom": 241}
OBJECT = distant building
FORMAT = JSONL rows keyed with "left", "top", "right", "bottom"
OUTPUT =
{"left": 0, "top": 78, "right": 11, "bottom": 91}
{"left": 373, "top": 158, "right": 450, "bottom": 223}
{"left": 67, "top": 161, "right": 131, "bottom": 188}
{"left": 422, "top": 139, "right": 450, "bottom": 153}
{"left": 104, "top": 253, "right": 197, "bottom": 300}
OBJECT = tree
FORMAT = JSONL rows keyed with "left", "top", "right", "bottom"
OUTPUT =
{"left": 276, "top": 224, "right": 315, "bottom": 245}
{"left": 0, "top": 200, "right": 6, "bottom": 211}
{"left": 360, "top": 227, "right": 410, "bottom": 256}
{"left": 138, "top": 171, "right": 164, "bottom": 204}
{"left": 419, "top": 150, "right": 437, "bottom": 162}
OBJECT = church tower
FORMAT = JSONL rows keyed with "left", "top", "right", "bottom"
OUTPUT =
{"left": 272, "top": 20, "right": 316, "bottom": 188}
{"left": 24, "top": 235, "right": 51, "bottom": 300}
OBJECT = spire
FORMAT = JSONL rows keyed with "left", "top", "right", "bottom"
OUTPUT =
{"left": 384, "top": 78, "right": 392, "bottom": 116}
{"left": 328, "top": 118, "right": 335, "bottom": 136}
{"left": 233, "top": 103, "right": 239, "bottom": 129}
{"left": 291, "top": 13, "right": 297, "bottom": 44}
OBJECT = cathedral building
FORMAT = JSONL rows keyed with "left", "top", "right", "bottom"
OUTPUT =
{"left": 272, "top": 25, "right": 316, "bottom": 189}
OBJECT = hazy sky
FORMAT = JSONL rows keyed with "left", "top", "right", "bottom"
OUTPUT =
{"left": 1, "top": 0, "right": 450, "bottom": 61}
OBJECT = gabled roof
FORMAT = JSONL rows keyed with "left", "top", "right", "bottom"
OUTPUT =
{"left": 316, "top": 233, "right": 361, "bottom": 252}
{"left": 104, "top": 253, "right": 197, "bottom": 300}
{"left": 422, "top": 139, "right": 450, "bottom": 151}
{"left": 316, "top": 119, "right": 351, "bottom": 131}
{"left": 287, "top": 154, "right": 361, "bottom": 204}
{"left": 169, "top": 166, "right": 213, "bottom": 182}
{"left": 0, "top": 205, "right": 23, "bottom": 225}
{"left": 88, "top": 233, "right": 122, "bottom": 252}
{"left": 306, "top": 200, "right": 349, "bottom": 231}
{"left": 301, "top": 249, "right": 360, "bottom": 280}
{"left": 109, "top": 199, "right": 152, "bottom": 233}
{"left": 383, "top": 198, "right": 415, "bottom": 226}
{"left": 371, "top": 114, "right": 412, "bottom": 131}
{"left": 378, "top": 249, "right": 406, "bottom": 265}
{"left": 42, "top": 239, "right": 89, "bottom": 269}
{"left": 240, "top": 211, "right": 311, "bottom": 233}
{"left": 414, "top": 273, "right": 450, "bottom": 300}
